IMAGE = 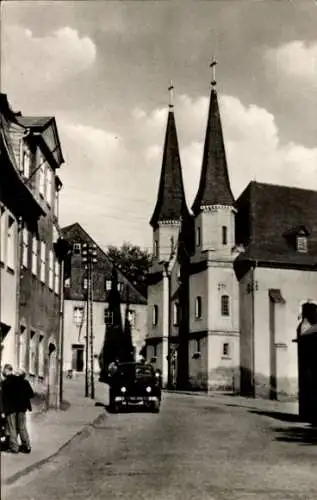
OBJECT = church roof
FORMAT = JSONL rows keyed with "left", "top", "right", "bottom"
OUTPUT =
{"left": 150, "top": 109, "right": 189, "bottom": 228}
{"left": 192, "top": 86, "right": 234, "bottom": 215}
{"left": 234, "top": 181, "right": 317, "bottom": 277}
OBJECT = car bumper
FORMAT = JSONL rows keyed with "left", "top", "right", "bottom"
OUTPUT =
{"left": 114, "top": 396, "right": 159, "bottom": 404}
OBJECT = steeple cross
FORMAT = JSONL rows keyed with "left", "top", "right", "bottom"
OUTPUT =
{"left": 210, "top": 56, "right": 217, "bottom": 87}
{"left": 168, "top": 80, "right": 174, "bottom": 109}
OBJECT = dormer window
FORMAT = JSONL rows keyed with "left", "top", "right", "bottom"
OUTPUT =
{"left": 283, "top": 225, "right": 310, "bottom": 254}
{"left": 297, "top": 236, "right": 307, "bottom": 253}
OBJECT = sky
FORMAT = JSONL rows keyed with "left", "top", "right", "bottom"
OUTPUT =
{"left": 1, "top": 0, "right": 317, "bottom": 253}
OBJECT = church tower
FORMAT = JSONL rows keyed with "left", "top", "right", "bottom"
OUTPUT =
{"left": 189, "top": 60, "right": 239, "bottom": 392}
{"left": 192, "top": 58, "right": 235, "bottom": 255}
{"left": 147, "top": 83, "right": 191, "bottom": 388}
{"left": 150, "top": 83, "right": 189, "bottom": 262}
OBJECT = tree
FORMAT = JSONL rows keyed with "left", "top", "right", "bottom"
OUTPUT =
{"left": 106, "top": 243, "right": 152, "bottom": 297}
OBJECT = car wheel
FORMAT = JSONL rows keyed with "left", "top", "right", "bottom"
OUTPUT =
{"left": 151, "top": 398, "right": 160, "bottom": 413}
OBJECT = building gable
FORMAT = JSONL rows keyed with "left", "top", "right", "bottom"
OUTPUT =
{"left": 61, "top": 223, "right": 147, "bottom": 305}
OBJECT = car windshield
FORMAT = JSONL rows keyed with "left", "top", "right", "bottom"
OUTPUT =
{"left": 116, "top": 363, "right": 153, "bottom": 378}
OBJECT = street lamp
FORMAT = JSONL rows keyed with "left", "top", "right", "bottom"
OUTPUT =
{"left": 82, "top": 242, "right": 98, "bottom": 399}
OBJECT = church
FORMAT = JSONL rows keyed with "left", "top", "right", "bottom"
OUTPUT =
{"left": 145, "top": 64, "right": 317, "bottom": 400}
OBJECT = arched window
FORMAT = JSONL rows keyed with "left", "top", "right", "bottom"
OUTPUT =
{"left": 153, "top": 305, "right": 159, "bottom": 326}
{"left": 223, "top": 342, "right": 230, "bottom": 356}
{"left": 154, "top": 240, "right": 159, "bottom": 258}
{"left": 195, "top": 296, "right": 202, "bottom": 319}
{"left": 222, "top": 226, "right": 228, "bottom": 245}
{"left": 173, "top": 303, "right": 179, "bottom": 326}
{"left": 221, "top": 295, "right": 230, "bottom": 316}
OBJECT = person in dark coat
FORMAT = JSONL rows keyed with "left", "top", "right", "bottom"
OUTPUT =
{"left": 2, "top": 364, "right": 34, "bottom": 453}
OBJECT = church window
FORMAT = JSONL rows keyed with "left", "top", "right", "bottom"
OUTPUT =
{"left": 195, "top": 296, "right": 202, "bottom": 319}
{"left": 105, "top": 279, "right": 112, "bottom": 291}
{"left": 221, "top": 295, "right": 230, "bottom": 316}
{"left": 196, "top": 339, "right": 201, "bottom": 353}
{"left": 173, "top": 303, "right": 179, "bottom": 326}
{"left": 223, "top": 342, "right": 230, "bottom": 356}
{"left": 222, "top": 226, "right": 228, "bottom": 245}
{"left": 153, "top": 305, "right": 159, "bottom": 326}
{"left": 297, "top": 236, "right": 307, "bottom": 253}
{"left": 196, "top": 227, "right": 201, "bottom": 247}
{"left": 154, "top": 240, "right": 159, "bottom": 258}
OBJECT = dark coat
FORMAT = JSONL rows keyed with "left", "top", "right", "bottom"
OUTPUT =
{"left": 1, "top": 375, "right": 34, "bottom": 415}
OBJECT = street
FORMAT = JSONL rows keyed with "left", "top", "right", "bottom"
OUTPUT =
{"left": 3, "top": 392, "right": 317, "bottom": 500}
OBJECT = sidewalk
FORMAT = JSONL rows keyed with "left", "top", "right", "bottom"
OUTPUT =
{"left": 167, "top": 389, "right": 299, "bottom": 417}
{"left": 1, "top": 377, "right": 109, "bottom": 486}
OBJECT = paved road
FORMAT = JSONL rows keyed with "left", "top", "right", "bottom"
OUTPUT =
{"left": 3, "top": 393, "right": 317, "bottom": 500}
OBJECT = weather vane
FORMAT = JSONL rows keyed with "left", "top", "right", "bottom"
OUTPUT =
{"left": 168, "top": 80, "right": 174, "bottom": 108}
{"left": 210, "top": 56, "right": 217, "bottom": 87}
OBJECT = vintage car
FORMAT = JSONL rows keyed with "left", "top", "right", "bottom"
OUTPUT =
{"left": 108, "top": 362, "right": 162, "bottom": 413}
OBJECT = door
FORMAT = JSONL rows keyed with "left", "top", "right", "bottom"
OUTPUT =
{"left": 71, "top": 344, "right": 84, "bottom": 372}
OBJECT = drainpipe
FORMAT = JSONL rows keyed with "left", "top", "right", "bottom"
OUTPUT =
{"left": 250, "top": 260, "right": 257, "bottom": 398}
{"left": 162, "top": 262, "right": 170, "bottom": 389}
{"left": 15, "top": 216, "right": 23, "bottom": 369}
{"left": 58, "top": 259, "right": 65, "bottom": 408}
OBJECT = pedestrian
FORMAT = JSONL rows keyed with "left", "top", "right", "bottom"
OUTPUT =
{"left": 2, "top": 364, "right": 34, "bottom": 453}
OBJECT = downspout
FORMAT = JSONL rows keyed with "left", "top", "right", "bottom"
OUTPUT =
{"left": 15, "top": 216, "right": 23, "bottom": 369}
{"left": 58, "top": 259, "right": 65, "bottom": 408}
{"left": 251, "top": 260, "right": 257, "bottom": 398}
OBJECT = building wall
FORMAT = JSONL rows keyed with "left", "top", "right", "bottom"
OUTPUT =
{"left": 239, "top": 270, "right": 254, "bottom": 397}
{"left": 63, "top": 299, "right": 147, "bottom": 373}
{"left": 195, "top": 207, "right": 235, "bottom": 255}
{"left": 188, "top": 336, "right": 208, "bottom": 390}
{"left": 154, "top": 222, "right": 180, "bottom": 262}
{"left": 0, "top": 208, "right": 18, "bottom": 367}
{"left": 189, "top": 271, "right": 208, "bottom": 333}
{"left": 251, "top": 266, "right": 317, "bottom": 399}
{"left": 147, "top": 279, "right": 164, "bottom": 339}
{"left": 17, "top": 142, "right": 62, "bottom": 407}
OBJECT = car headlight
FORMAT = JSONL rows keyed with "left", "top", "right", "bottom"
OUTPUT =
{"left": 146, "top": 386, "right": 152, "bottom": 393}
{"left": 121, "top": 386, "right": 127, "bottom": 393}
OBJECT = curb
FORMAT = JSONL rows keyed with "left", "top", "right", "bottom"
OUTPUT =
{"left": 165, "top": 390, "right": 299, "bottom": 415}
{"left": 3, "top": 409, "right": 107, "bottom": 486}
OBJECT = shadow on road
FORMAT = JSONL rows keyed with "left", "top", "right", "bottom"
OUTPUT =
{"left": 104, "top": 404, "right": 157, "bottom": 414}
{"left": 272, "top": 425, "right": 317, "bottom": 445}
{"left": 248, "top": 409, "right": 302, "bottom": 423}
{"left": 95, "top": 401, "right": 107, "bottom": 408}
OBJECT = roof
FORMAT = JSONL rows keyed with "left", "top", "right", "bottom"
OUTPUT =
{"left": 234, "top": 181, "right": 317, "bottom": 277}
{"left": 17, "top": 116, "right": 53, "bottom": 131}
{"left": 61, "top": 223, "right": 147, "bottom": 305}
{"left": 150, "top": 109, "right": 189, "bottom": 227}
{"left": 192, "top": 88, "right": 234, "bottom": 215}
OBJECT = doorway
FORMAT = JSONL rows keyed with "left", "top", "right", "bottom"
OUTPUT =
{"left": 71, "top": 344, "right": 84, "bottom": 372}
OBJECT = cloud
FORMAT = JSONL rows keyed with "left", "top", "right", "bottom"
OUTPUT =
{"left": 3, "top": 25, "right": 96, "bottom": 93}
{"left": 265, "top": 40, "right": 317, "bottom": 83}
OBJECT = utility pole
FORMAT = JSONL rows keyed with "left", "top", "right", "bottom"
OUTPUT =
{"left": 82, "top": 242, "right": 97, "bottom": 399}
